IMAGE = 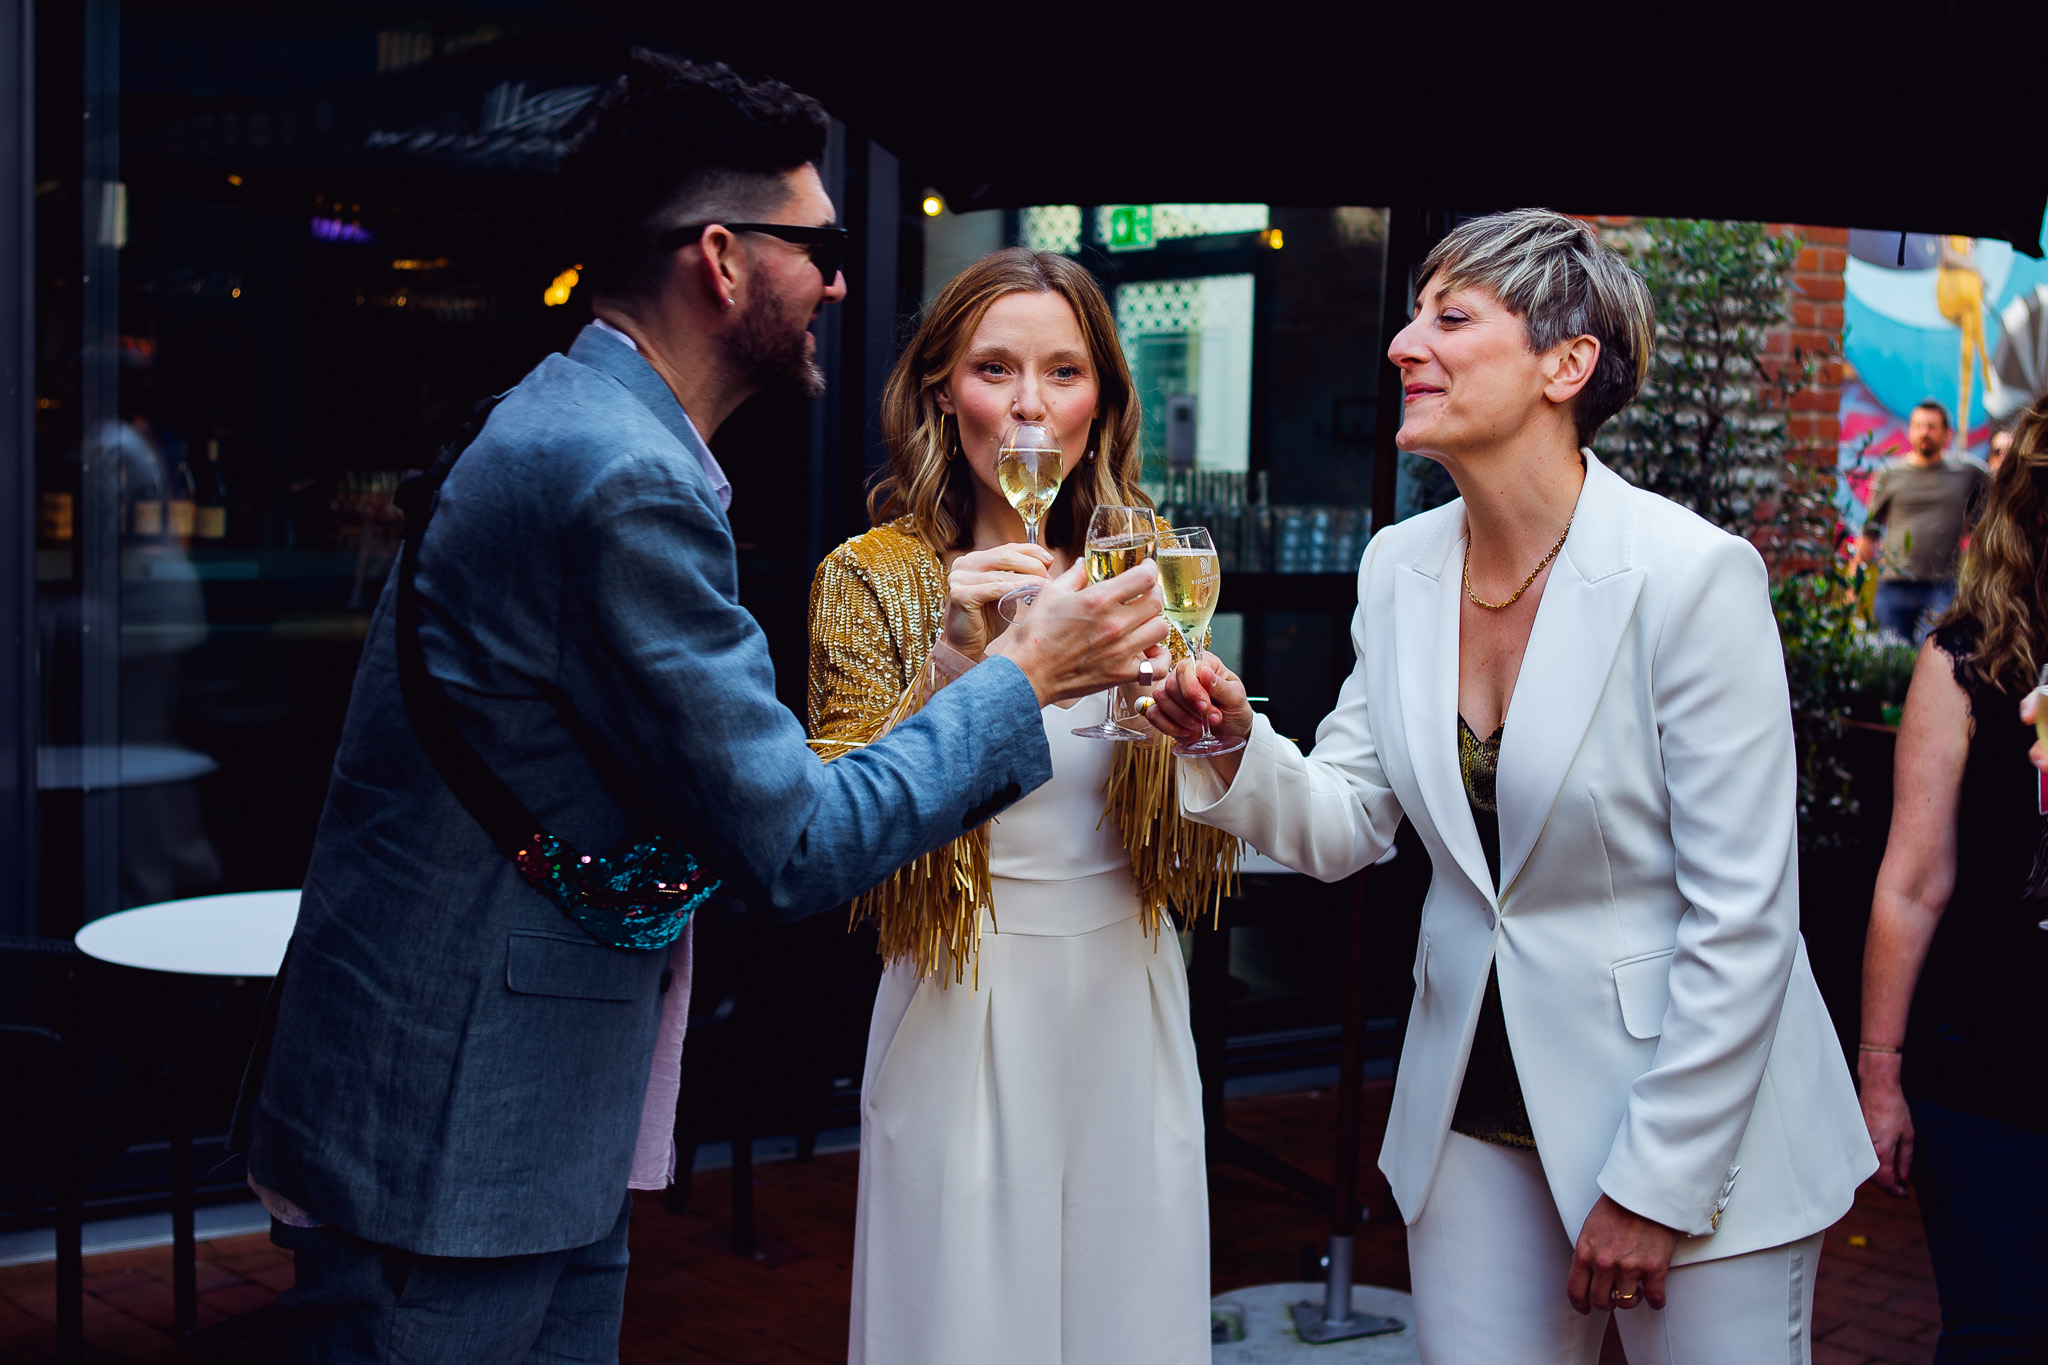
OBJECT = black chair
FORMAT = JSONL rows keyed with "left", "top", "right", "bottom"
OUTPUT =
{"left": 0, "top": 936, "right": 129, "bottom": 1365}
{"left": 0, "top": 1022, "right": 83, "bottom": 1363}
{"left": 667, "top": 897, "right": 881, "bottom": 1255}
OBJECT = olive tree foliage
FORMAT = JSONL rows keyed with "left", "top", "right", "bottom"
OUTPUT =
{"left": 1597, "top": 219, "right": 1879, "bottom": 846}
{"left": 1594, "top": 218, "right": 1815, "bottom": 544}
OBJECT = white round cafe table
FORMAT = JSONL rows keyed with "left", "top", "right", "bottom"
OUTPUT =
{"left": 74, "top": 889, "right": 300, "bottom": 978}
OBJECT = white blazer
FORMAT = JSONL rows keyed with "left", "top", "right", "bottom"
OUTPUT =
{"left": 1182, "top": 453, "right": 1874, "bottom": 1264}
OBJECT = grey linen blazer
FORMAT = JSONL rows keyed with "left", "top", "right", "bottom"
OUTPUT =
{"left": 246, "top": 325, "right": 1051, "bottom": 1257}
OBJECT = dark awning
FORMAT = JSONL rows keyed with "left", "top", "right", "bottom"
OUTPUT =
{"left": 571, "top": 1, "right": 2048, "bottom": 256}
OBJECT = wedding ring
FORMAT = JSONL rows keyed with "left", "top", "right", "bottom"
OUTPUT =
{"left": 1135, "top": 696, "right": 1156, "bottom": 715}
{"left": 1610, "top": 1286, "right": 1640, "bottom": 1306}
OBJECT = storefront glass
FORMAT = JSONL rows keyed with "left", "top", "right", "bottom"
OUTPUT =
{"left": 33, "top": 0, "right": 637, "bottom": 935}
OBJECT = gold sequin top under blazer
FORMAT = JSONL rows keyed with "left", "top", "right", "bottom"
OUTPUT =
{"left": 807, "top": 517, "right": 1239, "bottom": 984}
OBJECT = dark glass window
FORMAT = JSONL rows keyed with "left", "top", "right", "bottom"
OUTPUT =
{"left": 34, "top": 0, "right": 622, "bottom": 934}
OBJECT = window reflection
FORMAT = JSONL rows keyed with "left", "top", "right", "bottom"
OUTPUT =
{"left": 34, "top": 0, "right": 605, "bottom": 932}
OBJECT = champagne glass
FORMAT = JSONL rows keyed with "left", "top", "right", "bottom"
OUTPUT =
{"left": 1157, "top": 526, "right": 1244, "bottom": 758}
{"left": 1071, "top": 505, "right": 1160, "bottom": 741}
{"left": 995, "top": 421, "right": 1064, "bottom": 618}
{"left": 2035, "top": 664, "right": 2048, "bottom": 748}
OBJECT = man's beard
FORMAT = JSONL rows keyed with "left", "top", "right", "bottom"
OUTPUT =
{"left": 726, "top": 288, "right": 826, "bottom": 400}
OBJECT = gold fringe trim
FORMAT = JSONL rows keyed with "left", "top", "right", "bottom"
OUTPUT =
{"left": 852, "top": 823, "right": 992, "bottom": 989}
{"left": 809, "top": 523, "right": 1237, "bottom": 988}
{"left": 1107, "top": 733, "right": 1240, "bottom": 937}
{"left": 821, "top": 660, "right": 999, "bottom": 989}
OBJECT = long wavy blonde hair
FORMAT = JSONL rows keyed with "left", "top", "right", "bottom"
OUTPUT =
{"left": 869, "top": 248, "right": 1146, "bottom": 555}
{"left": 1940, "top": 395, "right": 2048, "bottom": 693}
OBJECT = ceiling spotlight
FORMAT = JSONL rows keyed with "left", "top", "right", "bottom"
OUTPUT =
{"left": 922, "top": 194, "right": 944, "bottom": 218}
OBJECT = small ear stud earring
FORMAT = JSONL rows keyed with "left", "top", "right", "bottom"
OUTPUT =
{"left": 722, "top": 298, "right": 735, "bottom": 311}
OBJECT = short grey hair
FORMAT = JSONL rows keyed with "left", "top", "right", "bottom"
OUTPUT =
{"left": 1416, "top": 209, "right": 1655, "bottom": 446}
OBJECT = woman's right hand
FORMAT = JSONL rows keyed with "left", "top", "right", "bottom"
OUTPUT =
{"left": 1859, "top": 1059, "right": 1915, "bottom": 1197}
{"left": 1147, "top": 654, "right": 1255, "bottom": 745}
{"left": 944, "top": 543, "right": 1053, "bottom": 658}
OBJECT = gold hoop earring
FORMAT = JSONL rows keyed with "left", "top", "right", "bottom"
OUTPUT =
{"left": 937, "top": 412, "right": 952, "bottom": 459}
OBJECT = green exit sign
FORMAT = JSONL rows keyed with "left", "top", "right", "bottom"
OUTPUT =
{"left": 1103, "top": 204, "right": 1154, "bottom": 253}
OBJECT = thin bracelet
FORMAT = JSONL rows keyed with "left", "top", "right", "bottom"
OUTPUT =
{"left": 1857, "top": 1042, "right": 1903, "bottom": 1055}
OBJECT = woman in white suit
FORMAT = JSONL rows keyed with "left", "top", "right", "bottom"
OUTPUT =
{"left": 1147, "top": 209, "right": 1875, "bottom": 1364}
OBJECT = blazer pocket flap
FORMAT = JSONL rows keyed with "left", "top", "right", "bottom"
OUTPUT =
{"left": 506, "top": 931, "right": 641, "bottom": 1002}
{"left": 1610, "top": 948, "right": 1674, "bottom": 1039}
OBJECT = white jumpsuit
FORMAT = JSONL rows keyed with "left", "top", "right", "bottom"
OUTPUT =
{"left": 848, "top": 693, "right": 1212, "bottom": 1365}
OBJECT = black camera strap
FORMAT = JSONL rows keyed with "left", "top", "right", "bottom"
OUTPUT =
{"left": 391, "top": 395, "right": 539, "bottom": 861}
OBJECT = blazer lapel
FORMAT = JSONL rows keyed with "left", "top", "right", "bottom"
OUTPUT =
{"left": 1495, "top": 454, "right": 1646, "bottom": 896}
{"left": 1395, "top": 512, "right": 1499, "bottom": 903}
{"left": 567, "top": 324, "right": 724, "bottom": 487}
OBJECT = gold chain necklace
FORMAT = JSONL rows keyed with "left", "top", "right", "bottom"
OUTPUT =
{"left": 1463, "top": 516, "right": 1573, "bottom": 611}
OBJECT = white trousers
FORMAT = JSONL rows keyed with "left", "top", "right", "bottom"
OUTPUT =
{"left": 849, "top": 899, "right": 1210, "bottom": 1365}
{"left": 1408, "top": 1132, "right": 1822, "bottom": 1365}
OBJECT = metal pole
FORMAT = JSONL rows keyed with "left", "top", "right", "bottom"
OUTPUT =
{"left": 1291, "top": 869, "right": 1402, "bottom": 1343}
{"left": 1324, "top": 871, "right": 1369, "bottom": 1322}
{"left": 78, "top": 0, "right": 118, "bottom": 926}
{"left": 0, "top": 0, "right": 32, "bottom": 938}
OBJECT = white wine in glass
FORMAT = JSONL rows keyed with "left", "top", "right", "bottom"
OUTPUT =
{"left": 1157, "top": 526, "right": 1243, "bottom": 758}
{"left": 999, "top": 453, "right": 1062, "bottom": 529}
{"left": 1072, "top": 505, "right": 1159, "bottom": 742}
{"left": 2036, "top": 664, "right": 2048, "bottom": 748}
{"left": 995, "top": 421, "right": 1064, "bottom": 618}
{"left": 1087, "top": 533, "right": 1153, "bottom": 582}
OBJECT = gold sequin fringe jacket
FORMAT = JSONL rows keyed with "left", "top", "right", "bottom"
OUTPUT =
{"left": 806, "top": 518, "right": 1239, "bottom": 985}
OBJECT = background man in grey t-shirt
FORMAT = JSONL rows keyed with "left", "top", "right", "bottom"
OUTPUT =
{"left": 1856, "top": 400, "right": 1989, "bottom": 641}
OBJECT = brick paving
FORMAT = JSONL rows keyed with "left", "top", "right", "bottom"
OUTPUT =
{"left": 0, "top": 1083, "right": 1938, "bottom": 1363}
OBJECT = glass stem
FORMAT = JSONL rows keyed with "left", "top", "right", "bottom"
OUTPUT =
{"left": 1178, "top": 624, "right": 1213, "bottom": 743}
{"left": 1024, "top": 518, "right": 1041, "bottom": 547}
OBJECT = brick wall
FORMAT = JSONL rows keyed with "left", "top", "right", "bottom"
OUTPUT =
{"left": 1582, "top": 214, "right": 1853, "bottom": 565}
{"left": 1582, "top": 214, "right": 1849, "bottom": 476}
{"left": 1775, "top": 223, "right": 1850, "bottom": 490}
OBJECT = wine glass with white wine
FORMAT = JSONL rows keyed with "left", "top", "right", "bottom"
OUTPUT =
{"left": 1156, "top": 526, "right": 1243, "bottom": 758}
{"left": 2035, "top": 664, "right": 2048, "bottom": 748}
{"left": 994, "top": 421, "right": 1064, "bottom": 618}
{"left": 1071, "top": 504, "right": 1160, "bottom": 741}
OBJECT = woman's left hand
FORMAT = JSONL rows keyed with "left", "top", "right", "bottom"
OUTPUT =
{"left": 2023, "top": 692, "right": 2046, "bottom": 774}
{"left": 943, "top": 543, "right": 1053, "bottom": 658}
{"left": 1567, "top": 1195, "right": 1678, "bottom": 1314}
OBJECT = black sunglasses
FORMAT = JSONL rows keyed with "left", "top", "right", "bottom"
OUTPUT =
{"left": 658, "top": 222, "right": 848, "bottom": 285}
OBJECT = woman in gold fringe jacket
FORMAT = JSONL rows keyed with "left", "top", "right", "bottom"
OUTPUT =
{"left": 809, "top": 248, "right": 1236, "bottom": 1365}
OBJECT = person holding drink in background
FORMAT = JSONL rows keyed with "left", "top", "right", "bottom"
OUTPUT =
{"left": 1860, "top": 395, "right": 2048, "bottom": 1362}
{"left": 1147, "top": 209, "right": 1873, "bottom": 1363}
{"left": 805, "top": 246, "right": 1237, "bottom": 1365}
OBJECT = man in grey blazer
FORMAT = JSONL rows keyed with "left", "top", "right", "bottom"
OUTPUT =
{"left": 243, "top": 53, "right": 1165, "bottom": 1363}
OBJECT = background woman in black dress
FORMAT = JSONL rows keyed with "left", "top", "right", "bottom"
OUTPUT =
{"left": 1860, "top": 394, "right": 2048, "bottom": 1363}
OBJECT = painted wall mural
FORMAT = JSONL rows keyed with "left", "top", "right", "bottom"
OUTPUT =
{"left": 1838, "top": 212, "right": 2048, "bottom": 527}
